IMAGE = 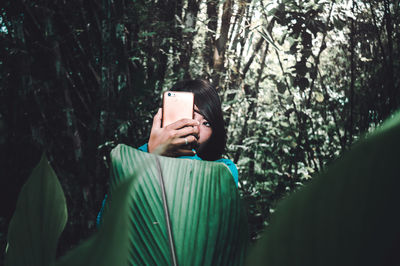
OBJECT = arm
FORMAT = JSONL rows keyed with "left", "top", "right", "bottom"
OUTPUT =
{"left": 218, "top": 158, "right": 239, "bottom": 187}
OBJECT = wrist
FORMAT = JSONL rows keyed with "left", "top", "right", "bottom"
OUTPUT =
{"left": 148, "top": 142, "right": 154, "bottom": 153}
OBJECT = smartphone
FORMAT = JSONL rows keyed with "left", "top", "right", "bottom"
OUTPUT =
{"left": 162, "top": 91, "right": 194, "bottom": 127}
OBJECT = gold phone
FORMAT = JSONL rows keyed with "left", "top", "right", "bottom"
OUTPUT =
{"left": 162, "top": 91, "right": 194, "bottom": 127}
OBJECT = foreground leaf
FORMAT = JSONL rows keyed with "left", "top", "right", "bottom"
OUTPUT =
{"left": 56, "top": 177, "right": 134, "bottom": 266}
{"left": 107, "top": 144, "right": 248, "bottom": 265}
{"left": 5, "top": 155, "right": 68, "bottom": 266}
{"left": 246, "top": 111, "right": 400, "bottom": 266}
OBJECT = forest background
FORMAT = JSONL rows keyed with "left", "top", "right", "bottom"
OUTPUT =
{"left": 1, "top": 0, "right": 399, "bottom": 259}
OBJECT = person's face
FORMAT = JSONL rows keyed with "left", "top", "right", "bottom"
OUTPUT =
{"left": 194, "top": 105, "right": 212, "bottom": 146}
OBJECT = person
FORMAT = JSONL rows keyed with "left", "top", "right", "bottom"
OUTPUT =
{"left": 138, "top": 79, "right": 238, "bottom": 184}
{"left": 97, "top": 79, "right": 237, "bottom": 226}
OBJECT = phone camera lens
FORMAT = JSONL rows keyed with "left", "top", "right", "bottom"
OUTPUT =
{"left": 168, "top": 93, "right": 171, "bottom": 96}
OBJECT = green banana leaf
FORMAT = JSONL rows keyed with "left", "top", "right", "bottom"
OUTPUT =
{"left": 57, "top": 144, "right": 248, "bottom": 265}
{"left": 106, "top": 144, "right": 249, "bottom": 265}
{"left": 246, "top": 111, "right": 400, "bottom": 266}
{"left": 5, "top": 155, "right": 68, "bottom": 266}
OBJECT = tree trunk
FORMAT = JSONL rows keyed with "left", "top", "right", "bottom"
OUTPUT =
{"left": 349, "top": 0, "right": 355, "bottom": 145}
{"left": 383, "top": 0, "right": 396, "bottom": 116}
{"left": 204, "top": 0, "right": 218, "bottom": 77}
{"left": 179, "top": 0, "right": 201, "bottom": 79}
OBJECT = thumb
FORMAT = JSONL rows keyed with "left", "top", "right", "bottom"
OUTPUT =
{"left": 152, "top": 108, "right": 162, "bottom": 129}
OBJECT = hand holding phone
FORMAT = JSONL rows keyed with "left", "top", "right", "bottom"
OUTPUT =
{"left": 148, "top": 103, "right": 199, "bottom": 157}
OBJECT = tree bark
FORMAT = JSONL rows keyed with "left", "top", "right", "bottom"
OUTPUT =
{"left": 349, "top": 0, "right": 355, "bottom": 145}
{"left": 179, "top": 0, "right": 201, "bottom": 79}
{"left": 203, "top": 0, "right": 218, "bottom": 75}
{"left": 383, "top": 0, "right": 396, "bottom": 116}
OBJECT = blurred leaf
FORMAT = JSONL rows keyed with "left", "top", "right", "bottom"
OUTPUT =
{"left": 246, "top": 110, "right": 400, "bottom": 265}
{"left": 268, "top": 7, "right": 278, "bottom": 16}
{"left": 293, "top": 61, "right": 308, "bottom": 76}
{"left": 289, "top": 41, "right": 298, "bottom": 54}
{"left": 315, "top": 92, "right": 324, "bottom": 102}
{"left": 280, "top": 121, "right": 290, "bottom": 128}
{"left": 301, "top": 32, "right": 312, "bottom": 48}
{"left": 296, "top": 77, "right": 310, "bottom": 91}
{"left": 332, "top": 16, "right": 346, "bottom": 31}
{"left": 56, "top": 177, "right": 134, "bottom": 266}
{"left": 5, "top": 155, "right": 68, "bottom": 266}
{"left": 278, "top": 32, "right": 288, "bottom": 45}
{"left": 139, "top": 31, "right": 156, "bottom": 37}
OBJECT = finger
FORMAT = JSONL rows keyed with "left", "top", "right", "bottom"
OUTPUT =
{"left": 152, "top": 108, "right": 162, "bottom": 129}
{"left": 166, "top": 118, "right": 200, "bottom": 130}
{"left": 172, "top": 135, "right": 198, "bottom": 146}
{"left": 173, "top": 125, "right": 199, "bottom": 138}
{"left": 175, "top": 148, "right": 196, "bottom": 157}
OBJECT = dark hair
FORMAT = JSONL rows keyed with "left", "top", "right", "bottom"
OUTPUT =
{"left": 171, "top": 79, "right": 226, "bottom": 161}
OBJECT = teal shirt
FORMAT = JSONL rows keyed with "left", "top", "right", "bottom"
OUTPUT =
{"left": 138, "top": 143, "right": 238, "bottom": 186}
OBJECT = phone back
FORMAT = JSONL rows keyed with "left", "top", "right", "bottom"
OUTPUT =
{"left": 162, "top": 91, "right": 194, "bottom": 127}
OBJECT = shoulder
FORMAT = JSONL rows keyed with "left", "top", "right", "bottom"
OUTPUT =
{"left": 137, "top": 143, "right": 238, "bottom": 186}
{"left": 215, "top": 158, "right": 238, "bottom": 186}
{"left": 138, "top": 143, "right": 149, "bottom": 152}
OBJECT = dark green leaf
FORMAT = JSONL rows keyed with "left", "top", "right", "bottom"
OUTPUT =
{"left": 301, "top": 32, "right": 312, "bottom": 48}
{"left": 294, "top": 61, "right": 308, "bottom": 76}
{"left": 277, "top": 82, "right": 286, "bottom": 94}
{"left": 5, "top": 155, "right": 68, "bottom": 266}
{"left": 289, "top": 41, "right": 298, "bottom": 54}
{"left": 297, "top": 77, "right": 309, "bottom": 90}
{"left": 107, "top": 144, "right": 249, "bottom": 265}
{"left": 246, "top": 110, "right": 400, "bottom": 265}
{"left": 56, "top": 177, "right": 134, "bottom": 266}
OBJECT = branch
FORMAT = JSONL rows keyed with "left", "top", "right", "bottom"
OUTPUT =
{"left": 306, "top": 1, "right": 334, "bottom": 107}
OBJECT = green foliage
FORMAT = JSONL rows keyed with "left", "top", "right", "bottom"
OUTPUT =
{"left": 56, "top": 178, "right": 134, "bottom": 266}
{"left": 1, "top": 0, "right": 400, "bottom": 255}
{"left": 7, "top": 110, "right": 400, "bottom": 266}
{"left": 5, "top": 155, "right": 68, "bottom": 266}
{"left": 246, "top": 110, "right": 400, "bottom": 265}
{"left": 226, "top": 0, "right": 400, "bottom": 240}
{"left": 5, "top": 146, "right": 248, "bottom": 265}
{"left": 107, "top": 144, "right": 248, "bottom": 265}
